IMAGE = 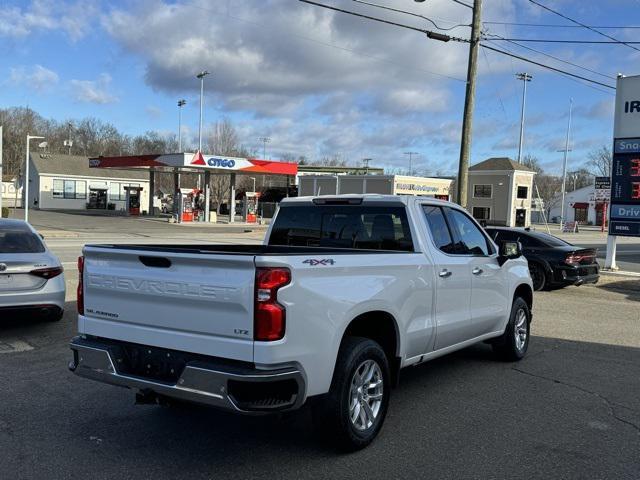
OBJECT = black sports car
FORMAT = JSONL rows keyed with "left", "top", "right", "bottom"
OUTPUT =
{"left": 485, "top": 227, "right": 600, "bottom": 291}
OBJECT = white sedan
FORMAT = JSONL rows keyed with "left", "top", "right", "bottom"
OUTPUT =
{"left": 0, "top": 219, "right": 65, "bottom": 321}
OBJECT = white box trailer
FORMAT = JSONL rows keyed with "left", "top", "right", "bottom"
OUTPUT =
{"left": 298, "top": 175, "right": 452, "bottom": 200}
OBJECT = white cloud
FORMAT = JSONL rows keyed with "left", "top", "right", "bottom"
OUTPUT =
{"left": 70, "top": 73, "right": 118, "bottom": 104}
{"left": 102, "top": 0, "right": 515, "bottom": 116}
{"left": 0, "top": 0, "right": 99, "bottom": 41}
{"left": 145, "top": 105, "right": 163, "bottom": 119}
{"left": 8, "top": 64, "right": 59, "bottom": 92}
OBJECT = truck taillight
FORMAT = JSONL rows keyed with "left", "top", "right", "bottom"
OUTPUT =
{"left": 254, "top": 267, "right": 291, "bottom": 341}
{"left": 77, "top": 256, "right": 84, "bottom": 315}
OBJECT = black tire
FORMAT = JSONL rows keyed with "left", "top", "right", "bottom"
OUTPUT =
{"left": 312, "top": 337, "right": 391, "bottom": 452}
{"left": 529, "top": 262, "right": 546, "bottom": 291}
{"left": 493, "top": 297, "right": 531, "bottom": 361}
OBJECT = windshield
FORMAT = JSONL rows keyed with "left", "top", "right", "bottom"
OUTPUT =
{"left": 0, "top": 228, "right": 46, "bottom": 254}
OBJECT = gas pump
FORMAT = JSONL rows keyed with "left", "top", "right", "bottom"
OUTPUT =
{"left": 180, "top": 189, "right": 194, "bottom": 222}
{"left": 243, "top": 191, "right": 259, "bottom": 223}
{"left": 124, "top": 186, "right": 143, "bottom": 215}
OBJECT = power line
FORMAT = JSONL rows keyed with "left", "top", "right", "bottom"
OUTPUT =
{"left": 350, "top": 0, "right": 470, "bottom": 31}
{"left": 298, "top": 0, "right": 470, "bottom": 42}
{"left": 450, "top": 0, "right": 473, "bottom": 8}
{"left": 486, "top": 38, "right": 640, "bottom": 45}
{"left": 483, "top": 21, "right": 640, "bottom": 29}
{"left": 480, "top": 44, "right": 615, "bottom": 90}
{"left": 482, "top": 40, "right": 615, "bottom": 96}
{"left": 298, "top": 0, "right": 615, "bottom": 93}
{"left": 483, "top": 33, "right": 616, "bottom": 80}
{"left": 182, "top": 1, "right": 467, "bottom": 83}
{"left": 527, "top": 0, "right": 640, "bottom": 52}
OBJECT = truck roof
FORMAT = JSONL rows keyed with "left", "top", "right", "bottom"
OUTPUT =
{"left": 281, "top": 194, "right": 456, "bottom": 207}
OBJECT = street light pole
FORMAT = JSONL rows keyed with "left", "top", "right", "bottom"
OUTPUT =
{"left": 25, "top": 134, "right": 44, "bottom": 223}
{"left": 196, "top": 71, "right": 210, "bottom": 153}
{"left": 258, "top": 137, "right": 271, "bottom": 159}
{"left": 456, "top": 0, "right": 482, "bottom": 208}
{"left": 362, "top": 158, "right": 372, "bottom": 175}
{"left": 516, "top": 73, "right": 533, "bottom": 164}
{"left": 404, "top": 152, "right": 419, "bottom": 176}
{"left": 177, "top": 99, "right": 186, "bottom": 151}
{"left": 559, "top": 99, "right": 573, "bottom": 231}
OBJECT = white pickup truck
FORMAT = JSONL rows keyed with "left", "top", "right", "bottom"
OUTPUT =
{"left": 69, "top": 195, "right": 533, "bottom": 450}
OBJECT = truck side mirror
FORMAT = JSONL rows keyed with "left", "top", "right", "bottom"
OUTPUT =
{"left": 498, "top": 240, "right": 522, "bottom": 266}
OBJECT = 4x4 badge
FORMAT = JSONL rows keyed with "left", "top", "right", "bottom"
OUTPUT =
{"left": 302, "top": 259, "right": 335, "bottom": 266}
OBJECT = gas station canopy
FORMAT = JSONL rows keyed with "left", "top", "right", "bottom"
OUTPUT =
{"left": 89, "top": 152, "right": 298, "bottom": 176}
{"left": 87, "top": 152, "right": 297, "bottom": 224}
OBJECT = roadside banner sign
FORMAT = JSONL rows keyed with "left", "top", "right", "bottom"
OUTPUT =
{"left": 610, "top": 75, "right": 640, "bottom": 238}
{"left": 562, "top": 221, "right": 578, "bottom": 233}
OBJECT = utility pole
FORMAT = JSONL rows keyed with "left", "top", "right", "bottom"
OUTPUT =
{"left": 404, "top": 152, "right": 419, "bottom": 176}
{"left": 559, "top": 98, "right": 573, "bottom": 231}
{"left": 64, "top": 121, "right": 73, "bottom": 155}
{"left": 196, "top": 71, "right": 209, "bottom": 153}
{"left": 516, "top": 73, "right": 533, "bottom": 164}
{"left": 177, "top": 99, "right": 186, "bottom": 151}
{"left": 456, "top": 0, "right": 482, "bottom": 208}
{"left": 258, "top": 137, "right": 271, "bottom": 159}
{"left": 362, "top": 158, "right": 372, "bottom": 175}
{"left": 25, "top": 134, "right": 44, "bottom": 223}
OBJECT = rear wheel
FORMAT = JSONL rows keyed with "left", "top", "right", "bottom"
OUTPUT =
{"left": 312, "top": 337, "right": 390, "bottom": 452}
{"left": 493, "top": 297, "right": 530, "bottom": 361}
{"left": 529, "top": 262, "right": 546, "bottom": 291}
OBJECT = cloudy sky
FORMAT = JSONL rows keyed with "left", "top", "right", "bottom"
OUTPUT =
{"left": 1, "top": 0, "right": 637, "bottom": 175}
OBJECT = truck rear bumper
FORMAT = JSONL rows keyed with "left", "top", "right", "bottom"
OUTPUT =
{"left": 69, "top": 336, "right": 306, "bottom": 413}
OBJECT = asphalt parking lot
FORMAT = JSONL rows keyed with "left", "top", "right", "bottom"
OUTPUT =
{"left": 1, "top": 212, "right": 639, "bottom": 479}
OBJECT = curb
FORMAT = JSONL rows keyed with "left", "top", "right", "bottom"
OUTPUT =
{"left": 599, "top": 270, "right": 640, "bottom": 278}
{"left": 39, "top": 231, "right": 80, "bottom": 238}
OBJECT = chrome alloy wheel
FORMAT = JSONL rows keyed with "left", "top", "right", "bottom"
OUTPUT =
{"left": 514, "top": 308, "right": 528, "bottom": 351}
{"left": 349, "top": 359, "right": 384, "bottom": 431}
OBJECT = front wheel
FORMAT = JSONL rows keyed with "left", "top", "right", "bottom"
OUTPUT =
{"left": 493, "top": 297, "right": 531, "bottom": 361}
{"left": 312, "top": 337, "right": 390, "bottom": 452}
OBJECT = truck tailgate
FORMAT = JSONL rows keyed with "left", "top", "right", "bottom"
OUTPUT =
{"left": 80, "top": 246, "right": 255, "bottom": 362}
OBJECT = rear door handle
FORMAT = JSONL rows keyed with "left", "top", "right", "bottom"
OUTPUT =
{"left": 472, "top": 267, "right": 483, "bottom": 275}
{"left": 439, "top": 269, "right": 452, "bottom": 278}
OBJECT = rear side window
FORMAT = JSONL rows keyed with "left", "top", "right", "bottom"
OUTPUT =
{"left": 269, "top": 205, "right": 414, "bottom": 251}
{"left": 422, "top": 206, "right": 456, "bottom": 254}
{"left": 0, "top": 229, "right": 45, "bottom": 253}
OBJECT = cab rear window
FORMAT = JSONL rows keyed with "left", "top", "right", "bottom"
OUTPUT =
{"left": 269, "top": 205, "right": 414, "bottom": 251}
{"left": 0, "top": 229, "right": 45, "bottom": 254}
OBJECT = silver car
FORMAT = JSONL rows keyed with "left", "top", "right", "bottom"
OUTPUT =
{"left": 0, "top": 219, "right": 65, "bottom": 321}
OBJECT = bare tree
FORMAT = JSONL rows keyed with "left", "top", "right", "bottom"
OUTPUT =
{"left": 204, "top": 118, "right": 251, "bottom": 213}
{"left": 587, "top": 145, "right": 612, "bottom": 177}
{"left": 521, "top": 154, "right": 543, "bottom": 174}
{"left": 535, "top": 174, "right": 563, "bottom": 220}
